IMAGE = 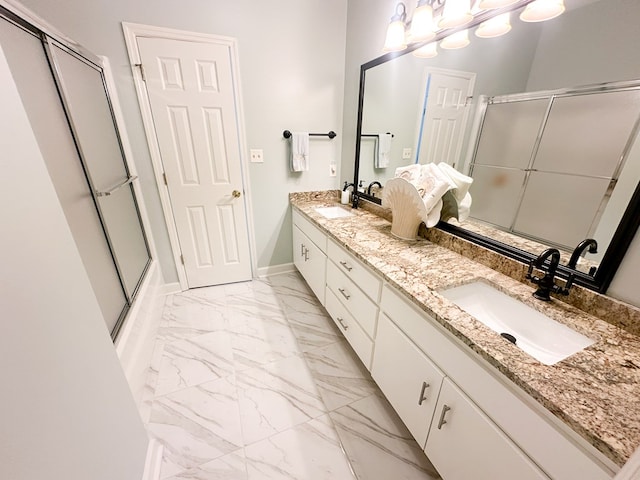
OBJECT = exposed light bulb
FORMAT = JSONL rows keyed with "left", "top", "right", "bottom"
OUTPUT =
{"left": 413, "top": 42, "right": 438, "bottom": 58}
{"left": 409, "top": 2, "right": 436, "bottom": 42}
{"left": 439, "top": 0, "right": 473, "bottom": 29}
{"left": 475, "top": 12, "right": 512, "bottom": 38}
{"left": 478, "top": 0, "right": 519, "bottom": 9}
{"left": 519, "top": 0, "right": 565, "bottom": 22}
{"left": 440, "top": 29, "right": 470, "bottom": 49}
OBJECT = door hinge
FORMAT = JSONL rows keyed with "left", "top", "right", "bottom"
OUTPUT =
{"left": 135, "top": 63, "right": 146, "bottom": 82}
{"left": 163, "top": 172, "right": 168, "bottom": 185}
{"left": 180, "top": 254, "right": 184, "bottom": 265}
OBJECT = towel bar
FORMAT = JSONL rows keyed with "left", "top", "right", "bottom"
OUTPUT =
{"left": 283, "top": 130, "right": 337, "bottom": 139}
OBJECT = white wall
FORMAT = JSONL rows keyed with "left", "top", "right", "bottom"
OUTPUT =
{"left": 16, "top": 0, "right": 348, "bottom": 278}
{"left": 341, "top": 0, "right": 640, "bottom": 308}
{"left": 0, "top": 44, "right": 148, "bottom": 480}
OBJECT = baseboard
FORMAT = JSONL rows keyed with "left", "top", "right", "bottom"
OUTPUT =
{"left": 256, "top": 263, "right": 295, "bottom": 277}
{"left": 140, "top": 438, "right": 163, "bottom": 480}
{"left": 115, "top": 261, "right": 165, "bottom": 406}
{"left": 159, "top": 282, "right": 181, "bottom": 295}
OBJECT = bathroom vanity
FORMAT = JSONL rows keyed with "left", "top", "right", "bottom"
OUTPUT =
{"left": 290, "top": 191, "right": 640, "bottom": 480}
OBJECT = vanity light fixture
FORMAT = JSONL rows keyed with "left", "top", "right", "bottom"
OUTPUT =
{"left": 382, "top": 0, "right": 565, "bottom": 55}
{"left": 519, "top": 0, "right": 565, "bottom": 22}
{"left": 409, "top": 0, "right": 437, "bottom": 42}
{"left": 440, "top": 28, "right": 470, "bottom": 48}
{"left": 413, "top": 41, "right": 439, "bottom": 58}
{"left": 475, "top": 12, "right": 512, "bottom": 37}
{"left": 383, "top": 2, "right": 409, "bottom": 52}
{"left": 439, "top": 0, "right": 473, "bottom": 28}
{"left": 478, "top": 0, "right": 519, "bottom": 8}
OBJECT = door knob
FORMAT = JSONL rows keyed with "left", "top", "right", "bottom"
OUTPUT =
{"left": 232, "top": 190, "right": 242, "bottom": 198}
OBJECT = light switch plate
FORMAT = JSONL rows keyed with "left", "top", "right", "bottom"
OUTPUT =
{"left": 250, "top": 149, "right": 264, "bottom": 163}
{"left": 402, "top": 148, "right": 412, "bottom": 159}
{"left": 329, "top": 164, "right": 337, "bottom": 177}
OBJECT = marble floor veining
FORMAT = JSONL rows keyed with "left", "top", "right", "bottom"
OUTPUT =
{"left": 141, "top": 271, "right": 441, "bottom": 480}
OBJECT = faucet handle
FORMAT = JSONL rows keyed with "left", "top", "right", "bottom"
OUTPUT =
{"left": 526, "top": 260, "right": 536, "bottom": 280}
{"left": 553, "top": 274, "right": 575, "bottom": 296}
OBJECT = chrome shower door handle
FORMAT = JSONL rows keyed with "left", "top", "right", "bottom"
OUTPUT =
{"left": 95, "top": 175, "right": 138, "bottom": 197}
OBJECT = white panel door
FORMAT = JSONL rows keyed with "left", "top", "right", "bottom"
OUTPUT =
{"left": 418, "top": 69, "right": 475, "bottom": 168}
{"left": 138, "top": 37, "right": 251, "bottom": 288}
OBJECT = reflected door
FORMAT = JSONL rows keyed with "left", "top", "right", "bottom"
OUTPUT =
{"left": 417, "top": 69, "right": 475, "bottom": 168}
{"left": 138, "top": 37, "right": 252, "bottom": 288}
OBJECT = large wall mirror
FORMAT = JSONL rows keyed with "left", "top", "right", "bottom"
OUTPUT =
{"left": 352, "top": 0, "right": 640, "bottom": 293}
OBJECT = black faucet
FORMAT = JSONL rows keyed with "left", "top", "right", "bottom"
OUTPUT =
{"left": 367, "top": 181, "right": 382, "bottom": 196}
{"left": 343, "top": 181, "right": 355, "bottom": 192}
{"left": 526, "top": 248, "right": 574, "bottom": 301}
{"left": 567, "top": 239, "right": 598, "bottom": 269}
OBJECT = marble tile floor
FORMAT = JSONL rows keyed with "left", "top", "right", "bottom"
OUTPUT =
{"left": 140, "top": 271, "right": 441, "bottom": 480}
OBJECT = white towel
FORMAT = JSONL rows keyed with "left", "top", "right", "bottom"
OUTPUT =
{"left": 376, "top": 133, "right": 392, "bottom": 168}
{"left": 418, "top": 163, "right": 453, "bottom": 213}
{"left": 290, "top": 132, "right": 309, "bottom": 172}
{"left": 437, "top": 162, "right": 473, "bottom": 202}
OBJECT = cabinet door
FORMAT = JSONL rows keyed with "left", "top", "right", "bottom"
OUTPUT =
{"left": 372, "top": 314, "right": 444, "bottom": 448}
{"left": 426, "top": 379, "right": 548, "bottom": 480}
{"left": 292, "top": 225, "right": 326, "bottom": 305}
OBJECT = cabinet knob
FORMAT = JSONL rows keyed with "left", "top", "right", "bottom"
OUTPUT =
{"left": 437, "top": 404, "right": 451, "bottom": 429}
{"left": 418, "top": 381, "right": 430, "bottom": 406}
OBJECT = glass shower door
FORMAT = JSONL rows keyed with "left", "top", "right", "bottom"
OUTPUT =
{"left": 47, "top": 42, "right": 151, "bottom": 302}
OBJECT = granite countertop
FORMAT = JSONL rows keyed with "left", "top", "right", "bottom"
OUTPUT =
{"left": 290, "top": 191, "right": 640, "bottom": 469}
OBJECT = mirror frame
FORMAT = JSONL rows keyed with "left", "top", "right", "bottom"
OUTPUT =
{"left": 352, "top": 0, "right": 640, "bottom": 293}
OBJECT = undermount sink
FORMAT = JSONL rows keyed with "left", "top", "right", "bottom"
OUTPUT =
{"left": 440, "top": 281, "right": 595, "bottom": 365}
{"left": 314, "top": 206, "right": 354, "bottom": 219}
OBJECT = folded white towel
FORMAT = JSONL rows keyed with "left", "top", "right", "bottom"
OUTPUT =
{"left": 417, "top": 163, "right": 451, "bottom": 213}
{"left": 394, "top": 164, "right": 421, "bottom": 183}
{"left": 376, "top": 133, "right": 392, "bottom": 168}
{"left": 290, "top": 132, "right": 309, "bottom": 172}
{"left": 437, "top": 162, "right": 473, "bottom": 202}
{"left": 457, "top": 192, "right": 472, "bottom": 222}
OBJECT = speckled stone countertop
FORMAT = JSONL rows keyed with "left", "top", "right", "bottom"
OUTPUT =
{"left": 290, "top": 190, "right": 640, "bottom": 468}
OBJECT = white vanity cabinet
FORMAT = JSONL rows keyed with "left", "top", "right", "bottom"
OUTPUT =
{"left": 292, "top": 210, "right": 327, "bottom": 305}
{"left": 371, "top": 313, "right": 445, "bottom": 448}
{"left": 325, "top": 238, "right": 382, "bottom": 368}
{"left": 426, "top": 378, "right": 548, "bottom": 480}
{"left": 380, "top": 285, "right": 612, "bottom": 480}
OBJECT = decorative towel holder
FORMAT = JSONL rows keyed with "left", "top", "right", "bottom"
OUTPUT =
{"left": 382, "top": 177, "right": 428, "bottom": 240}
{"left": 283, "top": 130, "right": 337, "bottom": 139}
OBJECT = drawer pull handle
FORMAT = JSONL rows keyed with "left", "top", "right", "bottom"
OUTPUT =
{"left": 301, "top": 244, "right": 305, "bottom": 256}
{"left": 437, "top": 405, "right": 451, "bottom": 430}
{"left": 304, "top": 248, "right": 309, "bottom": 261}
{"left": 337, "top": 317, "right": 349, "bottom": 330}
{"left": 339, "top": 261, "right": 353, "bottom": 272}
{"left": 338, "top": 288, "right": 351, "bottom": 300}
{"left": 418, "top": 382, "right": 430, "bottom": 405}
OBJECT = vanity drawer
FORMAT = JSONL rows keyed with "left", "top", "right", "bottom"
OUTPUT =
{"left": 325, "top": 287, "right": 373, "bottom": 369}
{"left": 327, "top": 239, "right": 382, "bottom": 302}
{"left": 293, "top": 209, "right": 327, "bottom": 253}
{"left": 326, "top": 260, "right": 377, "bottom": 338}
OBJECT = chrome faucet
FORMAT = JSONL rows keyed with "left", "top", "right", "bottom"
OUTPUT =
{"left": 567, "top": 238, "right": 598, "bottom": 269}
{"left": 367, "top": 181, "right": 382, "bottom": 196}
{"left": 526, "top": 248, "right": 574, "bottom": 301}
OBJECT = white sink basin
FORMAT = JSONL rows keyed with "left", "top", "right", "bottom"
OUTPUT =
{"left": 314, "top": 206, "right": 354, "bottom": 219}
{"left": 441, "top": 281, "right": 594, "bottom": 365}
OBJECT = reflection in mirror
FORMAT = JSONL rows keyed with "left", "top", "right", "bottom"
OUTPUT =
{"left": 355, "top": 0, "right": 640, "bottom": 288}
